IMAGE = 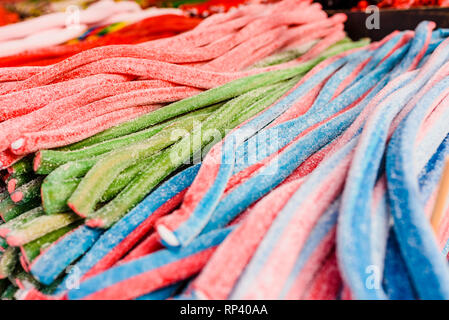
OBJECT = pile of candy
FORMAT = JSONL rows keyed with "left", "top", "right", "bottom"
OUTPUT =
{"left": 0, "top": 0, "right": 359, "bottom": 299}
{"left": 0, "top": 0, "right": 186, "bottom": 57}
{"left": 178, "top": 0, "right": 259, "bottom": 17}
{"left": 0, "top": 0, "right": 448, "bottom": 300}
{"left": 0, "top": 14, "right": 202, "bottom": 67}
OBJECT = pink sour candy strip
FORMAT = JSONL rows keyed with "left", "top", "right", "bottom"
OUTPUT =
{"left": 243, "top": 151, "right": 354, "bottom": 299}
{"left": 0, "top": 1, "right": 322, "bottom": 90}
{"left": 0, "top": 81, "right": 23, "bottom": 95}
{"left": 6, "top": 6, "right": 325, "bottom": 91}
{"left": 0, "top": 81, "right": 188, "bottom": 151}
{"left": 42, "top": 85, "right": 196, "bottom": 129}
{"left": 302, "top": 251, "right": 342, "bottom": 300}
{"left": 45, "top": 103, "right": 159, "bottom": 130}
{"left": 284, "top": 228, "right": 337, "bottom": 299}
{"left": 0, "top": 150, "right": 24, "bottom": 169}
{"left": 390, "top": 60, "right": 449, "bottom": 139}
{"left": 236, "top": 23, "right": 344, "bottom": 72}
{"left": 10, "top": 105, "right": 157, "bottom": 154}
{"left": 0, "top": 74, "right": 128, "bottom": 121}
{"left": 202, "top": 25, "right": 289, "bottom": 72}
{"left": 119, "top": 233, "right": 163, "bottom": 265}
{"left": 192, "top": 179, "right": 303, "bottom": 300}
{"left": 296, "top": 28, "right": 346, "bottom": 63}
{"left": 63, "top": 18, "right": 331, "bottom": 81}
{"left": 70, "top": 18, "right": 326, "bottom": 78}
{"left": 14, "top": 57, "right": 266, "bottom": 89}
{"left": 0, "top": 66, "right": 44, "bottom": 82}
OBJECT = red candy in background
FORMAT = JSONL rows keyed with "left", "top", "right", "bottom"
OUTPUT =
{"left": 0, "top": 14, "right": 201, "bottom": 67}
{"left": 0, "top": 4, "right": 18, "bottom": 26}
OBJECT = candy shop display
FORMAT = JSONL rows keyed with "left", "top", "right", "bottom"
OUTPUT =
{"left": 0, "top": 0, "right": 448, "bottom": 301}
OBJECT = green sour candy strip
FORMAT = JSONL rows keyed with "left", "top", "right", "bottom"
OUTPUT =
{"left": 60, "top": 102, "right": 223, "bottom": 151}
{"left": 0, "top": 279, "right": 8, "bottom": 296}
{"left": 42, "top": 155, "right": 156, "bottom": 214}
{"left": 68, "top": 112, "right": 212, "bottom": 217}
{"left": 36, "top": 105, "right": 219, "bottom": 173}
{"left": 42, "top": 179, "right": 80, "bottom": 215}
{"left": 8, "top": 156, "right": 33, "bottom": 176}
{"left": 0, "top": 238, "right": 8, "bottom": 251}
{"left": 10, "top": 177, "right": 43, "bottom": 205}
{"left": 6, "top": 173, "right": 36, "bottom": 191}
{"left": 99, "top": 155, "right": 157, "bottom": 203}
{"left": 1, "top": 284, "right": 17, "bottom": 300}
{"left": 6, "top": 213, "right": 81, "bottom": 246}
{"left": 69, "top": 66, "right": 307, "bottom": 150}
{"left": 0, "top": 197, "right": 41, "bottom": 222}
{"left": 38, "top": 121, "right": 171, "bottom": 174}
{"left": 87, "top": 84, "right": 283, "bottom": 228}
{"left": 0, "top": 247, "right": 18, "bottom": 279}
{"left": 21, "top": 221, "right": 82, "bottom": 264}
{"left": 35, "top": 154, "right": 100, "bottom": 175}
{"left": 41, "top": 158, "right": 99, "bottom": 214}
{"left": 0, "top": 207, "right": 44, "bottom": 236}
{"left": 43, "top": 158, "right": 99, "bottom": 182}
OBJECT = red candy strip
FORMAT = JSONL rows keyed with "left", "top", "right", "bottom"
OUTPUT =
{"left": 0, "top": 74, "right": 128, "bottom": 121}
{"left": 10, "top": 105, "right": 159, "bottom": 154}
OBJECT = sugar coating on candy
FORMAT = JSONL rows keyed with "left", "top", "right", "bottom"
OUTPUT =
{"left": 67, "top": 228, "right": 232, "bottom": 300}
{"left": 0, "top": 150, "right": 24, "bottom": 169}
{"left": 121, "top": 232, "right": 162, "bottom": 263}
{"left": 238, "top": 142, "right": 355, "bottom": 299}
{"left": 6, "top": 213, "right": 80, "bottom": 247}
{"left": 338, "top": 24, "right": 446, "bottom": 299}
{"left": 5, "top": 0, "right": 441, "bottom": 301}
{"left": 11, "top": 105, "right": 158, "bottom": 154}
{"left": 276, "top": 200, "right": 339, "bottom": 299}
{"left": 52, "top": 165, "right": 199, "bottom": 294}
{"left": 163, "top": 50, "right": 352, "bottom": 240}
{"left": 302, "top": 251, "right": 342, "bottom": 300}
{"left": 29, "top": 225, "right": 103, "bottom": 285}
{"left": 385, "top": 76, "right": 449, "bottom": 299}
{"left": 193, "top": 179, "right": 302, "bottom": 299}
{"left": 0, "top": 74, "right": 128, "bottom": 121}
